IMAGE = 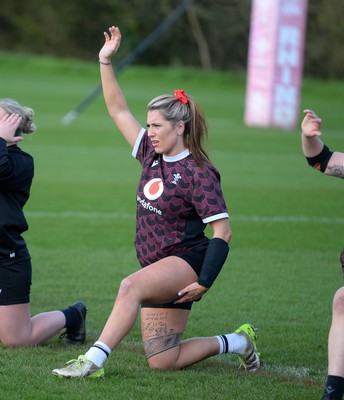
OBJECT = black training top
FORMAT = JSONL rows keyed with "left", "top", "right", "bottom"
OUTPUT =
{"left": 0, "top": 138, "right": 33, "bottom": 265}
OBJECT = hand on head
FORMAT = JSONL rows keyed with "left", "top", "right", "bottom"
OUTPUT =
{"left": 301, "top": 109, "right": 323, "bottom": 138}
{"left": 0, "top": 113, "right": 23, "bottom": 144}
{"left": 99, "top": 26, "right": 122, "bottom": 63}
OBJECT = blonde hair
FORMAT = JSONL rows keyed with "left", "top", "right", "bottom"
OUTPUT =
{"left": 147, "top": 93, "right": 210, "bottom": 168}
{"left": 0, "top": 98, "right": 36, "bottom": 136}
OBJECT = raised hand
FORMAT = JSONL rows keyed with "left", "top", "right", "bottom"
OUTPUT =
{"left": 0, "top": 113, "right": 23, "bottom": 144}
{"left": 301, "top": 109, "right": 323, "bottom": 138}
{"left": 99, "top": 26, "right": 122, "bottom": 63}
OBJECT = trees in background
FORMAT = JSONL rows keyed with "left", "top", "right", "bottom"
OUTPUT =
{"left": 0, "top": 0, "right": 343, "bottom": 79}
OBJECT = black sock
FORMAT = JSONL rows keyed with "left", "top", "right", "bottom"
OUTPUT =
{"left": 61, "top": 304, "right": 81, "bottom": 330}
{"left": 322, "top": 375, "right": 344, "bottom": 400}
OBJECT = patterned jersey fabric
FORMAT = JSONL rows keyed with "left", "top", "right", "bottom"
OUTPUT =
{"left": 132, "top": 128, "right": 229, "bottom": 267}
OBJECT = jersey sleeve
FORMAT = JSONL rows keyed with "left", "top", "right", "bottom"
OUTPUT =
{"left": 190, "top": 164, "right": 229, "bottom": 223}
{"left": 132, "top": 128, "right": 150, "bottom": 165}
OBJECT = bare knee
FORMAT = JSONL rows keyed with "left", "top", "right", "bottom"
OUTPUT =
{"left": 147, "top": 353, "right": 178, "bottom": 370}
{"left": 2, "top": 341, "right": 22, "bottom": 348}
{"left": 0, "top": 325, "right": 32, "bottom": 347}
{"left": 117, "top": 276, "right": 137, "bottom": 301}
{"left": 1, "top": 334, "right": 28, "bottom": 348}
{"left": 333, "top": 287, "right": 344, "bottom": 315}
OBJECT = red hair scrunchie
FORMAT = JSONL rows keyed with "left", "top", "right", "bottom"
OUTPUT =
{"left": 174, "top": 89, "right": 189, "bottom": 104}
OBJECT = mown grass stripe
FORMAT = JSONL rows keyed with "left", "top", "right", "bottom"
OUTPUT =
{"left": 26, "top": 211, "right": 344, "bottom": 224}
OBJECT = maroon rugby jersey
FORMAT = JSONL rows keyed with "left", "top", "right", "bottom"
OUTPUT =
{"left": 132, "top": 128, "right": 229, "bottom": 267}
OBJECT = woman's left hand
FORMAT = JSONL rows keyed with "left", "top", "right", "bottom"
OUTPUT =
{"left": 174, "top": 282, "right": 208, "bottom": 304}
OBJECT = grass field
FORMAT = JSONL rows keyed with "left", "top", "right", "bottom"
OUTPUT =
{"left": 0, "top": 52, "right": 343, "bottom": 400}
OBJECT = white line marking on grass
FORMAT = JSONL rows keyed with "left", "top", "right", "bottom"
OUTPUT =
{"left": 26, "top": 211, "right": 134, "bottom": 219}
{"left": 260, "top": 363, "right": 318, "bottom": 379}
{"left": 26, "top": 211, "right": 344, "bottom": 224}
{"left": 211, "top": 354, "right": 324, "bottom": 380}
{"left": 234, "top": 215, "right": 344, "bottom": 224}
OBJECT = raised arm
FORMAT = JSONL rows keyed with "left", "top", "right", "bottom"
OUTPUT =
{"left": 99, "top": 26, "right": 142, "bottom": 149}
{"left": 301, "top": 109, "right": 344, "bottom": 178}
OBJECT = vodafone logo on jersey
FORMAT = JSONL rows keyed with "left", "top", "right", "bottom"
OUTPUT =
{"left": 143, "top": 178, "right": 164, "bottom": 200}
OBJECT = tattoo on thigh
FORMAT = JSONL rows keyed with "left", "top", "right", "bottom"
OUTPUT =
{"left": 142, "top": 311, "right": 182, "bottom": 358}
{"left": 143, "top": 332, "right": 182, "bottom": 359}
{"left": 142, "top": 312, "right": 169, "bottom": 340}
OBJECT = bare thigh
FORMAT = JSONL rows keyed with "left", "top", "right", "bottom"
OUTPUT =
{"left": 129, "top": 256, "right": 198, "bottom": 305}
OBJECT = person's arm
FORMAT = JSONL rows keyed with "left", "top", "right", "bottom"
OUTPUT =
{"left": 0, "top": 114, "right": 26, "bottom": 188}
{"left": 325, "top": 152, "right": 344, "bottom": 178}
{"left": 99, "top": 26, "right": 141, "bottom": 149}
{"left": 197, "top": 218, "right": 231, "bottom": 289}
{"left": 174, "top": 218, "right": 232, "bottom": 304}
{"left": 301, "top": 109, "right": 344, "bottom": 178}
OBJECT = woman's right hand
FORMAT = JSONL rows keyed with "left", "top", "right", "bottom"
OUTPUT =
{"left": 301, "top": 109, "right": 323, "bottom": 138}
{"left": 99, "top": 26, "right": 122, "bottom": 63}
{"left": 0, "top": 113, "right": 23, "bottom": 144}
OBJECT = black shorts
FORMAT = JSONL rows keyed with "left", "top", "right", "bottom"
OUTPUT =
{"left": 141, "top": 241, "right": 208, "bottom": 311}
{"left": 0, "top": 260, "right": 32, "bottom": 305}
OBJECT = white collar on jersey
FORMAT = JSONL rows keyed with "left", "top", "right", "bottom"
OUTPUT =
{"left": 163, "top": 149, "right": 190, "bottom": 163}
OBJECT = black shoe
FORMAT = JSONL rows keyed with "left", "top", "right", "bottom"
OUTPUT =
{"left": 321, "top": 389, "right": 337, "bottom": 400}
{"left": 60, "top": 301, "right": 87, "bottom": 345}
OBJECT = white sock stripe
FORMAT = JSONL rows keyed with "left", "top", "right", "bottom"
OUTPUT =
{"left": 221, "top": 335, "right": 229, "bottom": 353}
{"left": 92, "top": 344, "right": 110, "bottom": 357}
{"left": 94, "top": 341, "right": 112, "bottom": 354}
{"left": 216, "top": 335, "right": 225, "bottom": 354}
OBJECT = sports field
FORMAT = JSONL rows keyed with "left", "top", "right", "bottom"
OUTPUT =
{"left": 0, "top": 53, "right": 343, "bottom": 400}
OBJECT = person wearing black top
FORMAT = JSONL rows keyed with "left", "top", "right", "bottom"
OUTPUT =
{"left": 0, "top": 98, "right": 86, "bottom": 347}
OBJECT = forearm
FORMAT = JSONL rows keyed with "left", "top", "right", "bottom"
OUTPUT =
{"left": 99, "top": 63, "right": 129, "bottom": 121}
{"left": 301, "top": 134, "right": 324, "bottom": 158}
{"left": 198, "top": 238, "right": 229, "bottom": 289}
{"left": 0, "top": 138, "right": 8, "bottom": 173}
{"left": 0, "top": 138, "right": 13, "bottom": 182}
